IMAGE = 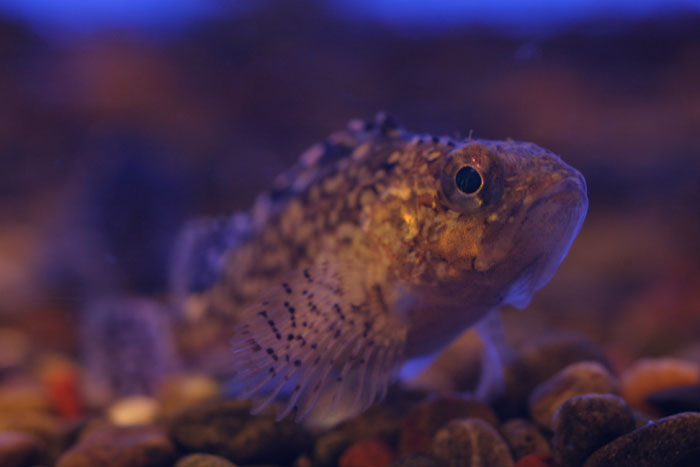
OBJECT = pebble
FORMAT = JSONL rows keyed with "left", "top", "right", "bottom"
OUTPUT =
{"left": 0, "top": 384, "right": 52, "bottom": 414}
{"left": 492, "top": 333, "right": 610, "bottom": 418}
{"left": 0, "top": 327, "right": 30, "bottom": 370}
{"left": 313, "top": 430, "right": 354, "bottom": 467}
{"left": 37, "top": 353, "right": 82, "bottom": 419}
{"left": 158, "top": 374, "right": 220, "bottom": 420}
{"left": 646, "top": 383, "right": 700, "bottom": 416}
{"left": 431, "top": 418, "right": 514, "bottom": 467}
{"left": 500, "top": 419, "right": 550, "bottom": 460}
{"left": 550, "top": 394, "right": 635, "bottom": 467}
{"left": 513, "top": 453, "right": 556, "bottom": 467}
{"left": 390, "top": 452, "right": 446, "bottom": 466}
{"left": 584, "top": 412, "right": 700, "bottom": 467}
{"left": 620, "top": 358, "right": 700, "bottom": 415}
{"left": 0, "top": 430, "right": 44, "bottom": 467}
{"left": 399, "top": 395, "right": 499, "bottom": 455}
{"left": 56, "top": 424, "right": 176, "bottom": 467}
{"left": 175, "top": 453, "right": 238, "bottom": 467}
{"left": 0, "top": 410, "right": 63, "bottom": 453}
{"left": 107, "top": 395, "right": 159, "bottom": 426}
{"left": 313, "top": 404, "right": 403, "bottom": 466}
{"left": 338, "top": 438, "right": 396, "bottom": 467}
{"left": 528, "top": 361, "right": 618, "bottom": 429}
{"left": 168, "top": 398, "right": 312, "bottom": 465}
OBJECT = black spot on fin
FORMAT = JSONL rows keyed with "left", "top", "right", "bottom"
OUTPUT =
{"left": 229, "top": 260, "right": 407, "bottom": 425}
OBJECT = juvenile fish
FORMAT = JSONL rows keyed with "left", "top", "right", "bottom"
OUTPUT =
{"left": 171, "top": 114, "right": 588, "bottom": 425}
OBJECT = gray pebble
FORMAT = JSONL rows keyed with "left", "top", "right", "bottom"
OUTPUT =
{"left": 529, "top": 361, "right": 618, "bottom": 429}
{"left": 584, "top": 412, "right": 700, "bottom": 467}
{"left": 431, "top": 418, "right": 514, "bottom": 467}
{"left": 500, "top": 419, "right": 550, "bottom": 460}
{"left": 551, "top": 394, "right": 635, "bottom": 467}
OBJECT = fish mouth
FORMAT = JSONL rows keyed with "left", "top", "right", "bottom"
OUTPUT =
{"left": 527, "top": 170, "right": 587, "bottom": 216}
{"left": 503, "top": 171, "right": 588, "bottom": 308}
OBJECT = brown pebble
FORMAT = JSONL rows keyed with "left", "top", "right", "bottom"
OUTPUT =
{"left": 620, "top": 358, "right": 699, "bottom": 415}
{"left": 492, "top": 333, "right": 610, "bottom": 419}
{"left": 56, "top": 425, "right": 176, "bottom": 467}
{"left": 528, "top": 361, "right": 618, "bottom": 429}
{"left": 158, "top": 374, "right": 220, "bottom": 420}
{"left": 551, "top": 394, "right": 635, "bottom": 467}
{"left": 0, "top": 431, "right": 44, "bottom": 467}
{"left": 431, "top": 418, "right": 514, "bottom": 467}
{"left": 584, "top": 412, "right": 700, "bottom": 467}
{"left": 168, "top": 398, "right": 312, "bottom": 465}
{"left": 399, "top": 395, "right": 499, "bottom": 455}
{"left": 175, "top": 453, "right": 238, "bottom": 467}
{"left": 500, "top": 419, "right": 550, "bottom": 460}
{"left": 339, "top": 438, "right": 396, "bottom": 467}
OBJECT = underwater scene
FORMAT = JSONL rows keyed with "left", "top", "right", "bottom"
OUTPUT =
{"left": 0, "top": 0, "right": 699, "bottom": 466}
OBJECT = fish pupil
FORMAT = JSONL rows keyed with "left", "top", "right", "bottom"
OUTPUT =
{"left": 455, "top": 166, "right": 483, "bottom": 195}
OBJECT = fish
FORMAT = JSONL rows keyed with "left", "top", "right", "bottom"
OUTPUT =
{"left": 170, "top": 113, "right": 588, "bottom": 426}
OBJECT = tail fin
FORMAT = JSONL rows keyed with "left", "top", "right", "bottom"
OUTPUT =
{"left": 82, "top": 296, "right": 178, "bottom": 404}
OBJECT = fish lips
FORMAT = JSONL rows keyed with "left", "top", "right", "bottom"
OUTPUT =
{"left": 503, "top": 172, "right": 588, "bottom": 308}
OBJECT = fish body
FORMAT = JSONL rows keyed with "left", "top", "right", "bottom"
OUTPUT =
{"left": 172, "top": 114, "right": 588, "bottom": 425}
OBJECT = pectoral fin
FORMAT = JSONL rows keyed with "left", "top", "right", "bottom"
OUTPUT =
{"left": 229, "top": 260, "right": 407, "bottom": 424}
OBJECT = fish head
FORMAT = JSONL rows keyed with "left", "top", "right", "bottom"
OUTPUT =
{"left": 368, "top": 138, "right": 587, "bottom": 317}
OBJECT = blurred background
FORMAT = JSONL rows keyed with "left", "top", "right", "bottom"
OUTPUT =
{"left": 0, "top": 0, "right": 699, "bottom": 387}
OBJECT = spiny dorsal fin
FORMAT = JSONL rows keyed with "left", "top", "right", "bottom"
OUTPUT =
{"left": 169, "top": 215, "right": 250, "bottom": 299}
{"left": 229, "top": 260, "right": 407, "bottom": 425}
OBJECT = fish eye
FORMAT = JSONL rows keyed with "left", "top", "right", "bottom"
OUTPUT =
{"left": 440, "top": 145, "right": 504, "bottom": 214}
{"left": 455, "top": 166, "right": 483, "bottom": 195}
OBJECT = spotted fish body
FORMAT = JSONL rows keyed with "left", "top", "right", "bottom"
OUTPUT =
{"left": 172, "top": 114, "right": 588, "bottom": 425}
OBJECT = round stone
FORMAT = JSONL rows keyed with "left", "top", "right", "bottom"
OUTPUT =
{"left": 584, "top": 412, "right": 700, "bottom": 466}
{"left": 175, "top": 453, "right": 238, "bottom": 467}
{"left": 0, "top": 431, "right": 44, "bottom": 467}
{"left": 399, "top": 395, "right": 499, "bottom": 455}
{"left": 431, "top": 418, "right": 514, "bottom": 467}
{"left": 313, "top": 430, "right": 354, "bottom": 467}
{"left": 551, "top": 394, "right": 635, "bottom": 467}
{"left": 620, "top": 358, "right": 700, "bottom": 415}
{"left": 338, "top": 438, "right": 396, "bottom": 467}
{"left": 56, "top": 425, "right": 176, "bottom": 467}
{"left": 168, "top": 398, "right": 312, "bottom": 465}
{"left": 107, "top": 395, "right": 159, "bottom": 426}
{"left": 492, "top": 333, "right": 610, "bottom": 419}
{"left": 528, "top": 361, "right": 618, "bottom": 429}
{"left": 158, "top": 374, "right": 220, "bottom": 420}
{"left": 500, "top": 418, "right": 550, "bottom": 460}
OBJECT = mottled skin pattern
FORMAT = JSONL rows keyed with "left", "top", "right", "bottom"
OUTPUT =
{"left": 174, "top": 113, "right": 588, "bottom": 423}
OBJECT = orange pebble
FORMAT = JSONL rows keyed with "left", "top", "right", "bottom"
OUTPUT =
{"left": 339, "top": 438, "right": 396, "bottom": 467}
{"left": 515, "top": 453, "right": 558, "bottom": 466}
{"left": 38, "top": 355, "right": 82, "bottom": 419}
{"left": 620, "top": 358, "right": 700, "bottom": 416}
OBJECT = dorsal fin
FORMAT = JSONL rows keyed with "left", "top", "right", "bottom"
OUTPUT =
{"left": 229, "top": 260, "right": 407, "bottom": 425}
{"left": 169, "top": 214, "right": 250, "bottom": 299}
